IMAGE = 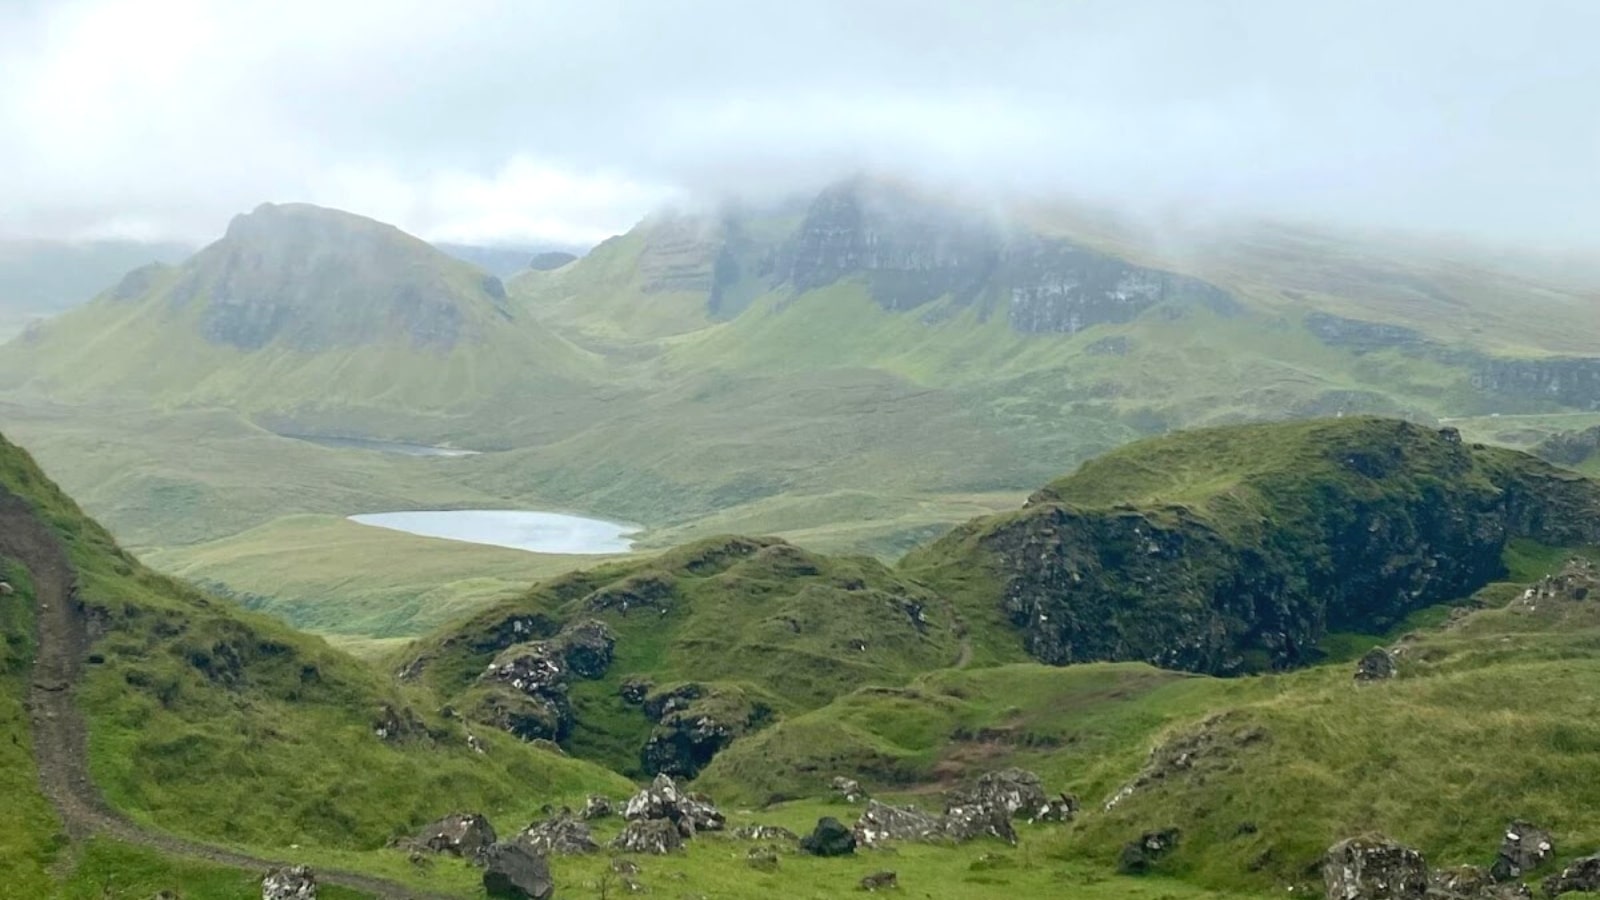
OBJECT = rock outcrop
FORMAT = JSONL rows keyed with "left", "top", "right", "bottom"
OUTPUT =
{"left": 946, "top": 768, "right": 1049, "bottom": 819}
{"left": 1430, "top": 865, "right": 1533, "bottom": 899}
{"left": 639, "top": 682, "right": 775, "bottom": 778}
{"left": 482, "top": 842, "right": 555, "bottom": 900}
{"left": 1491, "top": 821, "right": 1554, "bottom": 882}
{"left": 1542, "top": 854, "right": 1600, "bottom": 897}
{"left": 412, "top": 812, "right": 497, "bottom": 863}
{"left": 832, "top": 776, "right": 868, "bottom": 804}
{"left": 1321, "top": 835, "right": 1429, "bottom": 899}
{"left": 733, "top": 824, "right": 799, "bottom": 841}
{"left": 582, "top": 794, "right": 614, "bottom": 820}
{"left": 1118, "top": 829, "right": 1180, "bottom": 875}
{"left": 1355, "top": 647, "right": 1399, "bottom": 682}
{"left": 611, "top": 818, "right": 685, "bottom": 855}
{"left": 853, "top": 800, "right": 944, "bottom": 846}
{"left": 514, "top": 811, "right": 599, "bottom": 856}
{"left": 476, "top": 620, "right": 615, "bottom": 742}
{"left": 614, "top": 773, "right": 724, "bottom": 851}
{"left": 800, "top": 817, "right": 858, "bottom": 857}
{"left": 261, "top": 865, "right": 317, "bottom": 900}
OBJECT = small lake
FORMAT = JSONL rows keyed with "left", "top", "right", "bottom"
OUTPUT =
{"left": 347, "top": 510, "right": 636, "bottom": 555}
{"left": 284, "top": 434, "right": 480, "bottom": 458}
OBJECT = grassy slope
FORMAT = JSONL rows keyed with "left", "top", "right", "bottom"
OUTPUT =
{"left": 0, "top": 431, "right": 631, "bottom": 872}
{"left": 0, "top": 559, "right": 64, "bottom": 896}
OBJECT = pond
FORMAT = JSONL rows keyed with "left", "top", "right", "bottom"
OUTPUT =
{"left": 347, "top": 509, "right": 636, "bottom": 555}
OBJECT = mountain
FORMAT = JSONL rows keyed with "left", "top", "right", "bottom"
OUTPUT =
{"left": 0, "top": 238, "right": 191, "bottom": 339}
{"left": 434, "top": 241, "right": 585, "bottom": 278}
{"left": 0, "top": 203, "right": 600, "bottom": 440}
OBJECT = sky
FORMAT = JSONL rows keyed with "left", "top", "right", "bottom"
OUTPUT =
{"left": 2, "top": 0, "right": 1597, "bottom": 248}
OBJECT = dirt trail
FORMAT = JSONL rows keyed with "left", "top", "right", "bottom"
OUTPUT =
{"left": 1, "top": 490, "right": 463, "bottom": 900}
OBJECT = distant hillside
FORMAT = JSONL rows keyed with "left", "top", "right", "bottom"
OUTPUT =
{"left": 435, "top": 241, "right": 585, "bottom": 277}
{"left": 0, "top": 238, "right": 191, "bottom": 339}
{"left": 0, "top": 204, "right": 602, "bottom": 441}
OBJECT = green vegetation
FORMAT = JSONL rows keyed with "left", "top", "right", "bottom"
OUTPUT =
{"left": 0, "top": 560, "right": 65, "bottom": 896}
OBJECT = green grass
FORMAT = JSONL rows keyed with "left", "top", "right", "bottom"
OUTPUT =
{"left": 0, "top": 560, "right": 67, "bottom": 896}
{"left": 59, "top": 840, "right": 372, "bottom": 900}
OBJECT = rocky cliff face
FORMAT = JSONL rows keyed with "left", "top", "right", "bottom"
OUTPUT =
{"left": 166, "top": 203, "right": 504, "bottom": 352}
{"left": 911, "top": 419, "right": 1600, "bottom": 675}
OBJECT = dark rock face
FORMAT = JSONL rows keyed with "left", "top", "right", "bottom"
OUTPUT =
{"left": 1118, "top": 829, "right": 1180, "bottom": 875}
{"left": 1492, "top": 821, "right": 1554, "bottom": 882}
{"left": 639, "top": 683, "right": 775, "bottom": 779}
{"left": 261, "top": 865, "right": 317, "bottom": 900}
{"left": 1355, "top": 647, "right": 1399, "bottom": 682}
{"left": 514, "top": 811, "right": 599, "bottom": 855}
{"left": 800, "top": 817, "right": 858, "bottom": 857}
{"left": 414, "top": 812, "right": 497, "bottom": 863}
{"left": 477, "top": 619, "right": 615, "bottom": 742}
{"left": 860, "top": 871, "right": 899, "bottom": 891}
{"left": 482, "top": 842, "right": 554, "bottom": 900}
{"left": 782, "top": 179, "right": 1234, "bottom": 332}
{"left": 611, "top": 818, "right": 684, "bottom": 855}
{"left": 940, "top": 421, "right": 1600, "bottom": 675}
{"left": 1544, "top": 854, "right": 1600, "bottom": 897}
{"left": 1322, "top": 835, "right": 1429, "bottom": 899}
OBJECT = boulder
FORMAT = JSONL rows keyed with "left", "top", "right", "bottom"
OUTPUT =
{"left": 853, "top": 800, "right": 943, "bottom": 847}
{"left": 261, "top": 865, "right": 316, "bottom": 900}
{"left": 947, "top": 768, "right": 1048, "bottom": 818}
{"left": 1543, "top": 854, "right": 1600, "bottom": 897}
{"left": 859, "top": 871, "right": 898, "bottom": 891}
{"left": 1491, "top": 821, "right": 1554, "bottom": 881}
{"left": 800, "top": 817, "right": 857, "bottom": 857}
{"left": 943, "top": 800, "right": 1017, "bottom": 846}
{"left": 612, "top": 818, "right": 685, "bottom": 855}
{"left": 582, "top": 794, "right": 614, "bottom": 820}
{"left": 747, "top": 845, "right": 781, "bottom": 871}
{"left": 514, "top": 811, "right": 599, "bottom": 855}
{"left": 1033, "top": 794, "right": 1079, "bottom": 823}
{"left": 621, "top": 773, "right": 724, "bottom": 837}
{"left": 1431, "top": 865, "right": 1533, "bottom": 899}
{"left": 0, "top": 581, "right": 13, "bottom": 596}
{"left": 832, "top": 776, "right": 869, "bottom": 803}
{"left": 1118, "top": 829, "right": 1180, "bottom": 875}
{"left": 415, "top": 812, "right": 497, "bottom": 863}
{"left": 1355, "top": 647, "right": 1399, "bottom": 682}
{"left": 733, "top": 824, "right": 799, "bottom": 841}
{"left": 1322, "top": 835, "right": 1429, "bottom": 899}
{"left": 481, "top": 842, "right": 554, "bottom": 900}
{"left": 619, "top": 677, "right": 652, "bottom": 705}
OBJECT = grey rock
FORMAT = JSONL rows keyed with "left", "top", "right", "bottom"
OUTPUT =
{"left": 481, "top": 842, "right": 554, "bottom": 900}
{"left": 1322, "top": 835, "right": 1429, "bottom": 899}
{"left": 1543, "top": 853, "right": 1600, "bottom": 897}
{"left": 261, "top": 865, "right": 316, "bottom": 900}
{"left": 414, "top": 812, "right": 497, "bottom": 863}
{"left": 611, "top": 819, "right": 684, "bottom": 855}
{"left": 1492, "top": 821, "right": 1554, "bottom": 882}
{"left": 800, "top": 817, "right": 857, "bottom": 857}
{"left": 1430, "top": 865, "right": 1532, "bottom": 899}
{"left": 621, "top": 773, "right": 724, "bottom": 837}
{"left": 947, "top": 768, "right": 1048, "bottom": 819}
{"left": 610, "top": 857, "right": 640, "bottom": 875}
{"left": 733, "top": 824, "right": 799, "bottom": 841}
{"left": 514, "top": 811, "right": 599, "bottom": 855}
{"left": 853, "top": 800, "right": 943, "bottom": 847}
{"left": 582, "top": 794, "right": 614, "bottom": 820}
{"left": 859, "top": 871, "right": 898, "bottom": 891}
{"left": 746, "top": 845, "right": 780, "bottom": 871}
{"left": 942, "top": 800, "right": 1017, "bottom": 846}
{"left": 832, "top": 776, "right": 868, "bottom": 803}
{"left": 1356, "top": 647, "right": 1399, "bottom": 682}
{"left": 1119, "top": 829, "right": 1180, "bottom": 876}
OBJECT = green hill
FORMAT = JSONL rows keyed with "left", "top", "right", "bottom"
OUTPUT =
{"left": 0, "top": 239, "right": 192, "bottom": 341}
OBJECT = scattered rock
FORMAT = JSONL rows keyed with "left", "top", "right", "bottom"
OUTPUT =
{"left": 1543, "top": 853, "right": 1600, "bottom": 897}
{"left": 481, "top": 842, "right": 554, "bottom": 900}
{"left": 1118, "top": 829, "right": 1180, "bottom": 875}
{"left": 261, "top": 865, "right": 316, "bottom": 900}
{"left": 859, "top": 870, "right": 898, "bottom": 891}
{"left": 1321, "top": 834, "right": 1429, "bottom": 899}
{"left": 583, "top": 794, "right": 614, "bottom": 820}
{"left": 733, "top": 824, "right": 799, "bottom": 841}
{"left": 612, "top": 818, "right": 684, "bottom": 855}
{"left": 514, "top": 811, "right": 599, "bottom": 855}
{"left": 947, "top": 768, "right": 1048, "bottom": 818}
{"left": 610, "top": 857, "right": 640, "bottom": 875}
{"left": 1033, "top": 794, "right": 1079, "bottom": 823}
{"left": 746, "top": 845, "right": 781, "bottom": 871}
{"left": 1431, "top": 865, "right": 1532, "bottom": 899}
{"left": 942, "top": 800, "right": 1017, "bottom": 846}
{"left": 800, "top": 817, "right": 857, "bottom": 857}
{"left": 414, "top": 812, "right": 497, "bottom": 863}
{"left": 1105, "top": 713, "right": 1268, "bottom": 811}
{"left": 833, "top": 776, "right": 869, "bottom": 803}
{"left": 1492, "top": 821, "right": 1554, "bottom": 882}
{"left": 621, "top": 773, "right": 725, "bottom": 837}
{"left": 478, "top": 620, "right": 616, "bottom": 742}
{"left": 620, "top": 677, "right": 652, "bottom": 705}
{"left": 1355, "top": 647, "right": 1399, "bottom": 682}
{"left": 854, "top": 800, "right": 943, "bottom": 846}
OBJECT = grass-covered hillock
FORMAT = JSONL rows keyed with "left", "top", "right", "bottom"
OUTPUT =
{"left": 906, "top": 417, "right": 1600, "bottom": 673}
{"left": 401, "top": 535, "right": 963, "bottom": 777}
{"left": 0, "top": 430, "right": 630, "bottom": 865}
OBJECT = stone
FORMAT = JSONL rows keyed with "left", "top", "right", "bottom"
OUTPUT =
{"left": 1429, "top": 865, "right": 1533, "bottom": 899}
{"left": 733, "top": 824, "right": 799, "bottom": 841}
{"left": 1322, "top": 835, "right": 1429, "bottom": 899}
{"left": 800, "top": 817, "right": 857, "bottom": 857}
{"left": 1118, "top": 829, "right": 1180, "bottom": 875}
{"left": 942, "top": 800, "right": 1017, "bottom": 846}
{"left": 621, "top": 773, "right": 724, "bottom": 837}
{"left": 583, "top": 794, "right": 614, "bottom": 820}
{"left": 261, "top": 865, "right": 316, "bottom": 900}
{"left": 1492, "top": 821, "right": 1554, "bottom": 882}
{"left": 832, "top": 776, "right": 868, "bottom": 803}
{"left": 0, "top": 581, "right": 13, "bottom": 596}
{"left": 415, "top": 812, "right": 497, "bottom": 863}
{"left": 610, "top": 857, "right": 641, "bottom": 875}
{"left": 859, "top": 871, "right": 898, "bottom": 891}
{"left": 746, "top": 845, "right": 780, "bottom": 871}
{"left": 514, "top": 811, "right": 599, "bottom": 855}
{"left": 620, "top": 677, "right": 652, "bottom": 705}
{"left": 853, "top": 800, "right": 943, "bottom": 847}
{"left": 1033, "top": 794, "right": 1078, "bottom": 823}
{"left": 612, "top": 819, "right": 685, "bottom": 855}
{"left": 1543, "top": 853, "right": 1600, "bottom": 897}
{"left": 481, "top": 842, "right": 554, "bottom": 900}
{"left": 947, "top": 768, "right": 1048, "bottom": 819}
{"left": 1355, "top": 647, "right": 1399, "bottom": 682}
